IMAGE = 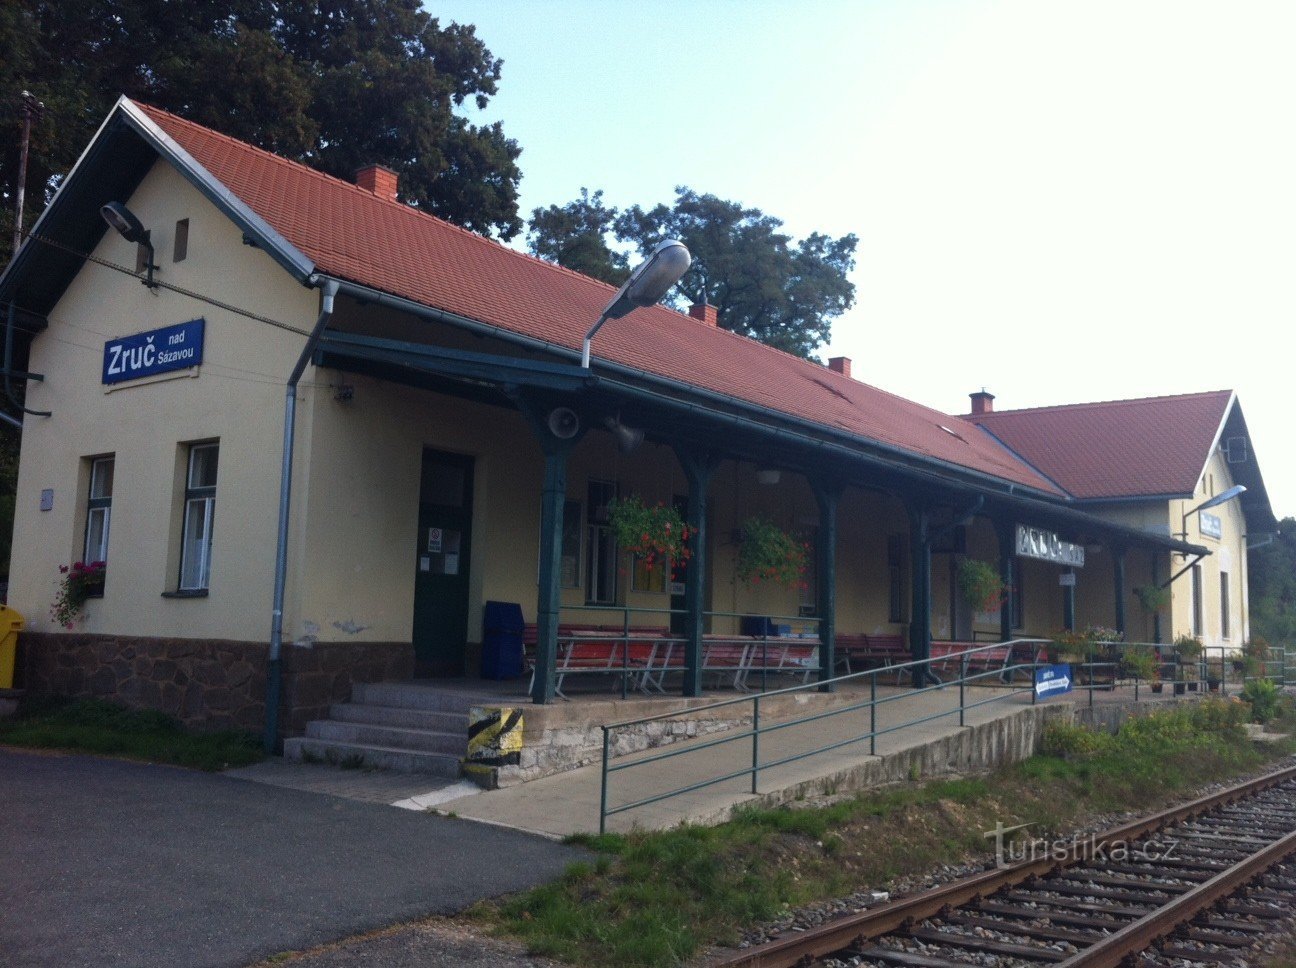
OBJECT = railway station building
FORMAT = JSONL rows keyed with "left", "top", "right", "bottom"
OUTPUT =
{"left": 0, "top": 98, "right": 1279, "bottom": 742}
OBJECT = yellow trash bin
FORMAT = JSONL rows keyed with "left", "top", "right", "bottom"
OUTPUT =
{"left": 0, "top": 605, "right": 24, "bottom": 690}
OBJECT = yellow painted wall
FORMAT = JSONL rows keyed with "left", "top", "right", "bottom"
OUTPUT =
{"left": 11, "top": 160, "right": 318, "bottom": 638}
{"left": 1166, "top": 451, "right": 1249, "bottom": 648}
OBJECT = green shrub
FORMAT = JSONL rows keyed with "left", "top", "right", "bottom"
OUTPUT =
{"left": 1042, "top": 722, "right": 1113, "bottom": 759}
{"left": 1242, "top": 678, "right": 1281, "bottom": 724}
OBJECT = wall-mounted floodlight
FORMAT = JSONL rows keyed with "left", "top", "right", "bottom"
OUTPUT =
{"left": 100, "top": 201, "right": 158, "bottom": 288}
{"left": 1179, "top": 484, "right": 1247, "bottom": 541}
{"left": 581, "top": 239, "right": 691, "bottom": 368}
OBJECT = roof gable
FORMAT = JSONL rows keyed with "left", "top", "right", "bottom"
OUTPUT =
{"left": 966, "top": 390, "right": 1234, "bottom": 500}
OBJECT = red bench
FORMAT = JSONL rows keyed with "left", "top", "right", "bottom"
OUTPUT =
{"left": 523, "top": 624, "right": 669, "bottom": 698}
{"left": 836, "top": 632, "right": 910, "bottom": 678}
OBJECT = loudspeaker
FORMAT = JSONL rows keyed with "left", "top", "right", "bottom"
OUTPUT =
{"left": 547, "top": 407, "right": 580, "bottom": 439}
{"left": 603, "top": 416, "right": 644, "bottom": 455}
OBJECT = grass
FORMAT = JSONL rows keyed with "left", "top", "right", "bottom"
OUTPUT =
{"left": 475, "top": 697, "right": 1296, "bottom": 967}
{"left": 0, "top": 697, "right": 264, "bottom": 771}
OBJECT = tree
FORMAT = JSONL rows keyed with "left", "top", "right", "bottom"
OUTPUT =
{"left": 0, "top": 0, "right": 524, "bottom": 267}
{"left": 527, "top": 189, "right": 628, "bottom": 286}
{"left": 528, "top": 185, "right": 857, "bottom": 358}
{"left": 1250, "top": 518, "right": 1296, "bottom": 646}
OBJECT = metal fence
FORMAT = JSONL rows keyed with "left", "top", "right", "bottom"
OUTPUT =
{"left": 595, "top": 637, "right": 1295, "bottom": 833}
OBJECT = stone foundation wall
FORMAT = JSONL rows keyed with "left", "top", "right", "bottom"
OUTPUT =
{"left": 493, "top": 713, "right": 745, "bottom": 787}
{"left": 18, "top": 632, "right": 413, "bottom": 739}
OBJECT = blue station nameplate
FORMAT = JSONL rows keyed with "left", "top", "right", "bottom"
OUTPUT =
{"left": 103, "top": 318, "right": 205, "bottom": 385}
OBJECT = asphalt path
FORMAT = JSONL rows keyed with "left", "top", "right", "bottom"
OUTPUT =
{"left": 0, "top": 749, "right": 582, "bottom": 968}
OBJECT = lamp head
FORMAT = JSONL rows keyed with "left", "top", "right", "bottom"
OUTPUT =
{"left": 1196, "top": 485, "right": 1247, "bottom": 513}
{"left": 100, "top": 201, "right": 149, "bottom": 244}
{"left": 602, "top": 239, "right": 691, "bottom": 320}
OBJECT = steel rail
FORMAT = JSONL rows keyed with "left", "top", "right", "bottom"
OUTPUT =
{"left": 713, "top": 762, "right": 1296, "bottom": 968}
{"left": 1056, "top": 825, "right": 1296, "bottom": 967}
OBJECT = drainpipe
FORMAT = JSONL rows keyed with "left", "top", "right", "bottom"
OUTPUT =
{"left": 264, "top": 279, "right": 338, "bottom": 753}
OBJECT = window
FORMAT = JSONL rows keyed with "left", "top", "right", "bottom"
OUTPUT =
{"left": 84, "top": 456, "right": 114, "bottom": 565}
{"left": 1220, "top": 572, "right": 1230, "bottom": 639}
{"left": 1191, "top": 564, "right": 1203, "bottom": 638}
{"left": 888, "top": 534, "right": 907, "bottom": 623}
{"left": 179, "top": 443, "right": 218, "bottom": 591}
{"left": 173, "top": 219, "right": 189, "bottom": 262}
{"left": 631, "top": 554, "right": 667, "bottom": 593}
{"left": 586, "top": 480, "right": 618, "bottom": 605}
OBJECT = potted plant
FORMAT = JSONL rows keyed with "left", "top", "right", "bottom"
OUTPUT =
{"left": 736, "top": 516, "right": 808, "bottom": 588}
{"left": 1122, "top": 645, "right": 1159, "bottom": 691}
{"left": 607, "top": 496, "right": 694, "bottom": 572}
{"left": 1172, "top": 633, "right": 1202, "bottom": 690}
{"left": 1049, "top": 629, "right": 1089, "bottom": 665}
{"left": 50, "top": 560, "right": 106, "bottom": 629}
{"left": 956, "top": 559, "right": 1006, "bottom": 614}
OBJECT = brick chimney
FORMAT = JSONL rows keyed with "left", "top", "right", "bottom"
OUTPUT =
{"left": 688, "top": 302, "right": 719, "bottom": 327}
{"left": 355, "top": 164, "right": 399, "bottom": 202}
{"left": 828, "top": 356, "right": 852, "bottom": 378}
{"left": 970, "top": 389, "right": 995, "bottom": 415}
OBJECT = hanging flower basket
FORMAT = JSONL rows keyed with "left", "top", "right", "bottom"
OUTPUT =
{"left": 736, "top": 516, "right": 808, "bottom": 588}
{"left": 1134, "top": 584, "right": 1169, "bottom": 614}
{"left": 956, "top": 559, "right": 1005, "bottom": 614}
{"left": 606, "top": 496, "right": 694, "bottom": 571}
{"left": 50, "top": 561, "right": 106, "bottom": 629}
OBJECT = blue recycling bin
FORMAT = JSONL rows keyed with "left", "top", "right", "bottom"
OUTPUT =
{"left": 481, "top": 601, "right": 524, "bottom": 680}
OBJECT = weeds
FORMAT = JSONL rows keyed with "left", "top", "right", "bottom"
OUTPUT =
{"left": 479, "top": 701, "right": 1292, "bottom": 967}
{"left": 0, "top": 698, "right": 264, "bottom": 771}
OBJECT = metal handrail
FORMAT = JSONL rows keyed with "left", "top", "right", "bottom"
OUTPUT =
{"left": 594, "top": 637, "right": 1289, "bottom": 832}
{"left": 598, "top": 637, "right": 1050, "bottom": 832}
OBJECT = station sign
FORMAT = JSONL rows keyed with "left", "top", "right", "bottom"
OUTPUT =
{"left": 1035, "top": 664, "right": 1073, "bottom": 698}
{"left": 1199, "top": 511, "right": 1223, "bottom": 540}
{"left": 103, "top": 318, "right": 205, "bottom": 385}
{"left": 1016, "top": 525, "right": 1085, "bottom": 567}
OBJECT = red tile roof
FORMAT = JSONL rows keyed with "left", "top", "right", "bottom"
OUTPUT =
{"left": 965, "top": 390, "right": 1234, "bottom": 499}
{"left": 134, "top": 101, "right": 1059, "bottom": 493}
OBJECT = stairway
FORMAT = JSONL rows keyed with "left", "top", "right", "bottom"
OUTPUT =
{"left": 283, "top": 682, "right": 479, "bottom": 776}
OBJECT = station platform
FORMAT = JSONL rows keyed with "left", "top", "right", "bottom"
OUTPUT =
{"left": 429, "top": 679, "right": 1198, "bottom": 837}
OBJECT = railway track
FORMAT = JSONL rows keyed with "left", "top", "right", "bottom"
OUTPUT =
{"left": 717, "top": 764, "right": 1296, "bottom": 968}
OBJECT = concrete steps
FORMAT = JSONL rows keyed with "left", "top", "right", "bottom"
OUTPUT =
{"left": 283, "top": 681, "right": 494, "bottom": 776}
{"left": 282, "top": 737, "right": 464, "bottom": 776}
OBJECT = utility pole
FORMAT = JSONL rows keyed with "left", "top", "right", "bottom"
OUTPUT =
{"left": 12, "top": 90, "right": 44, "bottom": 260}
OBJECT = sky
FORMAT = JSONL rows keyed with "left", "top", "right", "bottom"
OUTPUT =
{"left": 433, "top": 0, "right": 1296, "bottom": 520}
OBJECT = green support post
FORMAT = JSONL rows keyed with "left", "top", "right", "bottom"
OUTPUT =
{"left": 813, "top": 479, "right": 841, "bottom": 692}
{"left": 996, "top": 521, "right": 1015, "bottom": 643}
{"left": 1151, "top": 552, "right": 1162, "bottom": 644}
{"left": 533, "top": 447, "right": 570, "bottom": 704}
{"left": 1113, "top": 546, "right": 1127, "bottom": 638}
{"left": 508, "top": 389, "right": 584, "bottom": 705}
{"left": 674, "top": 447, "right": 716, "bottom": 698}
{"left": 908, "top": 503, "right": 933, "bottom": 688}
{"left": 1063, "top": 571, "right": 1076, "bottom": 632}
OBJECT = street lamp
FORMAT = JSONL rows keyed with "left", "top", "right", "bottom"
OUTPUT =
{"left": 1179, "top": 484, "right": 1247, "bottom": 541}
{"left": 581, "top": 239, "right": 691, "bottom": 368}
{"left": 100, "top": 201, "right": 159, "bottom": 288}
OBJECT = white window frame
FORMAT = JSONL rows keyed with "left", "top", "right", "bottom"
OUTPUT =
{"left": 84, "top": 456, "right": 114, "bottom": 566}
{"left": 179, "top": 443, "right": 218, "bottom": 591}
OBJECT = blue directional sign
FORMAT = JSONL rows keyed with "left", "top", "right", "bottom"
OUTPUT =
{"left": 103, "top": 318, "right": 205, "bottom": 385}
{"left": 1034, "top": 663, "right": 1073, "bottom": 698}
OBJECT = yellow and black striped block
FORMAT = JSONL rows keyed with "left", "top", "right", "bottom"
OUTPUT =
{"left": 465, "top": 706, "right": 523, "bottom": 768}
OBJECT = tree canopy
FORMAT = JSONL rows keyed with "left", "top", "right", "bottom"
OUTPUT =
{"left": 0, "top": 0, "right": 523, "bottom": 265}
{"left": 1250, "top": 517, "right": 1296, "bottom": 646}
{"left": 527, "top": 186, "right": 858, "bottom": 359}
